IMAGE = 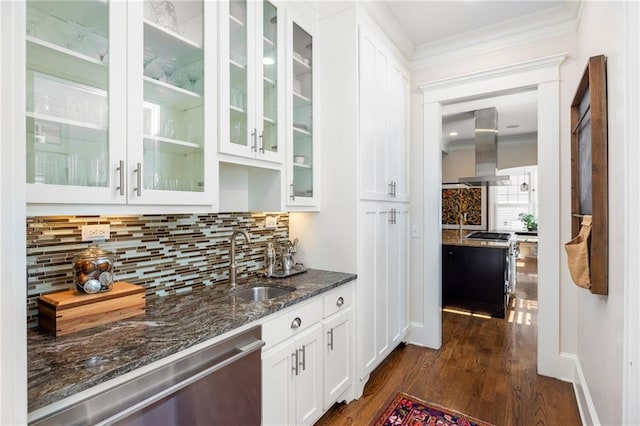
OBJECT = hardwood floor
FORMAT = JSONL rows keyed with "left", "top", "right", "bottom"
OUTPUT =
{"left": 315, "top": 257, "right": 581, "bottom": 426}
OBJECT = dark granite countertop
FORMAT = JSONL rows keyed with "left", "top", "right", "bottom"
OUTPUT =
{"left": 27, "top": 269, "right": 356, "bottom": 413}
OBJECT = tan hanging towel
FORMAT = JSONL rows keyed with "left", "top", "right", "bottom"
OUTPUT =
{"left": 564, "top": 215, "right": 592, "bottom": 289}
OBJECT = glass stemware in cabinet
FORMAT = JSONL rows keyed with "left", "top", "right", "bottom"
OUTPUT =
{"left": 26, "top": 0, "right": 110, "bottom": 189}
{"left": 229, "top": 0, "right": 249, "bottom": 148}
{"left": 142, "top": 0, "right": 205, "bottom": 193}
{"left": 291, "top": 23, "right": 313, "bottom": 199}
{"left": 262, "top": 1, "right": 278, "bottom": 154}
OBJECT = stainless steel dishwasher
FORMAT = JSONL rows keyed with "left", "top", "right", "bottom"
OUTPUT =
{"left": 31, "top": 326, "right": 264, "bottom": 426}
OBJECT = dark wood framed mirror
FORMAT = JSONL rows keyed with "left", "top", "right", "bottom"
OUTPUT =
{"left": 570, "top": 54, "right": 608, "bottom": 295}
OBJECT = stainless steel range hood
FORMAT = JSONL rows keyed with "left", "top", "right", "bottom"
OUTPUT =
{"left": 459, "top": 107, "right": 511, "bottom": 186}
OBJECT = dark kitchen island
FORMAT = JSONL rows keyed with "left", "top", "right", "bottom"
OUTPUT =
{"left": 442, "top": 231, "right": 512, "bottom": 318}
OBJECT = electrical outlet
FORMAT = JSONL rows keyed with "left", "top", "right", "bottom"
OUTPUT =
{"left": 82, "top": 224, "right": 110, "bottom": 241}
{"left": 265, "top": 216, "right": 277, "bottom": 229}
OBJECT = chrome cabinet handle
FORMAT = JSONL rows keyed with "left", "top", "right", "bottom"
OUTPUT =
{"left": 291, "top": 317, "right": 302, "bottom": 329}
{"left": 116, "top": 160, "right": 125, "bottom": 196}
{"left": 327, "top": 329, "right": 334, "bottom": 351}
{"left": 388, "top": 181, "right": 394, "bottom": 197}
{"left": 389, "top": 208, "right": 397, "bottom": 224}
{"left": 291, "top": 351, "right": 299, "bottom": 376}
{"left": 392, "top": 181, "right": 397, "bottom": 197}
{"left": 134, "top": 162, "right": 142, "bottom": 196}
{"left": 299, "top": 345, "right": 306, "bottom": 371}
{"left": 336, "top": 296, "right": 344, "bottom": 307}
{"left": 259, "top": 130, "right": 264, "bottom": 153}
{"left": 290, "top": 182, "right": 295, "bottom": 201}
{"left": 251, "top": 128, "right": 257, "bottom": 151}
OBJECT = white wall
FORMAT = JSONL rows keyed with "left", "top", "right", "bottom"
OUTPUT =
{"left": 574, "top": 3, "right": 626, "bottom": 424}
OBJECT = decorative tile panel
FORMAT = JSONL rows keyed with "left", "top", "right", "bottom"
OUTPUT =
{"left": 26, "top": 213, "right": 289, "bottom": 326}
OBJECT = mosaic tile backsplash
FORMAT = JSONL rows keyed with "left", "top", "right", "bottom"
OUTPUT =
{"left": 26, "top": 213, "right": 289, "bottom": 327}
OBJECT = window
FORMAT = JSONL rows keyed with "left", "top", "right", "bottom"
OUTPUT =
{"left": 491, "top": 166, "right": 538, "bottom": 230}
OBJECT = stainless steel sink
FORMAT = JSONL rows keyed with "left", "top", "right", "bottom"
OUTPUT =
{"left": 231, "top": 286, "right": 293, "bottom": 302}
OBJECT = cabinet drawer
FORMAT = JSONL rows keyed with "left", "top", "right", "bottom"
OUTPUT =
{"left": 262, "top": 298, "right": 322, "bottom": 350}
{"left": 322, "top": 283, "right": 353, "bottom": 318}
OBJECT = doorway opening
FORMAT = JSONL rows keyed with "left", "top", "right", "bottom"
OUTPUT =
{"left": 418, "top": 53, "right": 572, "bottom": 380}
{"left": 439, "top": 88, "right": 539, "bottom": 342}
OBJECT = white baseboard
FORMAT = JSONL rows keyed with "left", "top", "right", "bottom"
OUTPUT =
{"left": 562, "top": 352, "right": 600, "bottom": 426}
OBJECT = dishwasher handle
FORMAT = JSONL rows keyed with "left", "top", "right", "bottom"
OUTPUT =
{"left": 96, "top": 337, "right": 265, "bottom": 426}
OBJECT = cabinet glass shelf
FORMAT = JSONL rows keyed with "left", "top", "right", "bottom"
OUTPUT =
{"left": 144, "top": 77, "right": 202, "bottom": 110}
{"left": 293, "top": 92, "right": 311, "bottom": 108}
{"left": 27, "top": 37, "right": 108, "bottom": 90}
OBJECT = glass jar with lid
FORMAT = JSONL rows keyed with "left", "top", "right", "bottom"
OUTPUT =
{"left": 72, "top": 244, "right": 115, "bottom": 294}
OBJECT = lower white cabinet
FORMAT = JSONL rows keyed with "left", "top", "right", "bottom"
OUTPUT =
{"left": 323, "top": 305, "right": 352, "bottom": 409}
{"left": 261, "top": 282, "right": 355, "bottom": 425}
{"left": 262, "top": 298, "right": 323, "bottom": 426}
{"left": 262, "top": 324, "right": 323, "bottom": 426}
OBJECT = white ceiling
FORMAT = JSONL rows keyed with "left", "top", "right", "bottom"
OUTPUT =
{"left": 378, "top": 1, "right": 575, "bottom": 147}
{"left": 382, "top": 0, "right": 579, "bottom": 48}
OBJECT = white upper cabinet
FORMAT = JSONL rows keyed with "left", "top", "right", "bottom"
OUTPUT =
{"left": 219, "top": 0, "right": 284, "bottom": 164}
{"left": 285, "top": 7, "right": 318, "bottom": 209}
{"left": 25, "top": 0, "right": 216, "bottom": 208}
{"left": 358, "top": 27, "right": 409, "bottom": 202}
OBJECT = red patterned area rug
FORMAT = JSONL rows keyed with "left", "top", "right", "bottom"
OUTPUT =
{"left": 373, "top": 392, "right": 494, "bottom": 426}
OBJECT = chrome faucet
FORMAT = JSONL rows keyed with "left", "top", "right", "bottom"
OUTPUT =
{"left": 229, "top": 230, "right": 251, "bottom": 287}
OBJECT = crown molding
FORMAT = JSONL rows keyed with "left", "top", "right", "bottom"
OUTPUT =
{"left": 412, "top": 4, "right": 580, "bottom": 71}
{"left": 418, "top": 53, "right": 567, "bottom": 97}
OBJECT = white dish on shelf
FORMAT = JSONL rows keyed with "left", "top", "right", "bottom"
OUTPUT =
{"left": 294, "top": 155, "right": 305, "bottom": 164}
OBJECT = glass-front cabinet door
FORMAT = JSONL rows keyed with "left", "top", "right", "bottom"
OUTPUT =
{"left": 220, "top": 0, "right": 283, "bottom": 164}
{"left": 25, "top": 0, "right": 127, "bottom": 204}
{"left": 286, "top": 11, "right": 317, "bottom": 208}
{"left": 128, "top": 0, "right": 214, "bottom": 205}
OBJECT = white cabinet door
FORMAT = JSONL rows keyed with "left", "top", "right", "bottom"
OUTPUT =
{"left": 358, "top": 26, "right": 409, "bottom": 203}
{"left": 387, "top": 62, "right": 409, "bottom": 201}
{"left": 25, "top": 1, "right": 127, "bottom": 204}
{"left": 295, "top": 323, "right": 323, "bottom": 425}
{"left": 358, "top": 202, "right": 408, "bottom": 379}
{"left": 323, "top": 307, "right": 352, "bottom": 409}
{"left": 262, "top": 320, "right": 322, "bottom": 426}
{"left": 219, "top": 0, "right": 284, "bottom": 164}
{"left": 388, "top": 205, "right": 409, "bottom": 346}
{"left": 127, "top": 0, "right": 215, "bottom": 205}
{"left": 358, "top": 203, "right": 390, "bottom": 379}
{"left": 285, "top": 7, "right": 318, "bottom": 209}
{"left": 262, "top": 340, "right": 296, "bottom": 426}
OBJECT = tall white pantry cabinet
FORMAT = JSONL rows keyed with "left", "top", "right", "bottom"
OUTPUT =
{"left": 294, "top": 3, "right": 410, "bottom": 398}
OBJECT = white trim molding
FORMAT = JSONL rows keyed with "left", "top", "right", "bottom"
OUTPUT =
{"left": 412, "top": 5, "right": 581, "bottom": 71}
{"left": 416, "top": 54, "right": 574, "bottom": 382}
{"left": 622, "top": 1, "right": 640, "bottom": 424}
{"left": 563, "top": 352, "right": 601, "bottom": 426}
{"left": 0, "top": 1, "right": 28, "bottom": 424}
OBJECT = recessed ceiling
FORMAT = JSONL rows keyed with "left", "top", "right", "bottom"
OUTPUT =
{"left": 442, "top": 91, "right": 538, "bottom": 148}
{"left": 382, "top": 0, "right": 578, "bottom": 47}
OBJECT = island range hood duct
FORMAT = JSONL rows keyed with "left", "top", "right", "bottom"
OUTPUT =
{"left": 458, "top": 107, "right": 511, "bottom": 186}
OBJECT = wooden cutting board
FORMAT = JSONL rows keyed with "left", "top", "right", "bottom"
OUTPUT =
{"left": 38, "top": 282, "right": 146, "bottom": 337}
